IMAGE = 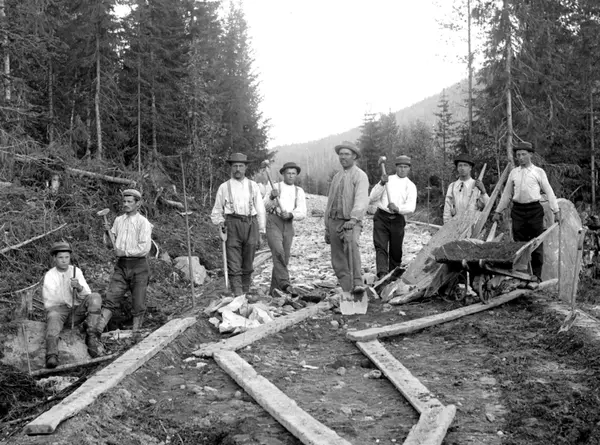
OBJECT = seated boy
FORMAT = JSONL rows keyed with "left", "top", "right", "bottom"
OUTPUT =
{"left": 42, "top": 241, "right": 102, "bottom": 368}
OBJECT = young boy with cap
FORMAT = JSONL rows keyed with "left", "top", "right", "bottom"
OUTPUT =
{"left": 443, "top": 154, "right": 489, "bottom": 224}
{"left": 42, "top": 241, "right": 102, "bottom": 368}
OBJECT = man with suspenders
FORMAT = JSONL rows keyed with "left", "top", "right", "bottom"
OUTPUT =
{"left": 264, "top": 162, "right": 307, "bottom": 296}
{"left": 211, "top": 153, "right": 267, "bottom": 296}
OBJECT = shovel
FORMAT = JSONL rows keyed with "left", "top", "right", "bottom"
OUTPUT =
{"left": 339, "top": 230, "right": 368, "bottom": 315}
{"left": 559, "top": 228, "right": 586, "bottom": 333}
{"left": 219, "top": 225, "right": 229, "bottom": 290}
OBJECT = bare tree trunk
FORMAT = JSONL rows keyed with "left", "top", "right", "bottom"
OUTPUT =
{"left": 95, "top": 32, "right": 103, "bottom": 160}
{"left": 150, "top": 51, "right": 157, "bottom": 158}
{"left": 592, "top": 85, "right": 596, "bottom": 212}
{"left": 48, "top": 61, "right": 54, "bottom": 143}
{"left": 85, "top": 101, "right": 92, "bottom": 158}
{"left": 69, "top": 81, "right": 78, "bottom": 151}
{"left": 137, "top": 57, "right": 142, "bottom": 173}
{"left": 503, "top": 0, "right": 514, "bottom": 166}
{"left": 0, "top": 0, "right": 10, "bottom": 102}
{"left": 467, "top": 0, "right": 473, "bottom": 156}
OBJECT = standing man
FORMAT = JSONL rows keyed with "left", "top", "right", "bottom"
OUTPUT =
{"left": 492, "top": 141, "right": 560, "bottom": 279}
{"left": 369, "top": 155, "right": 417, "bottom": 279}
{"left": 443, "top": 154, "right": 489, "bottom": 224}
{"left": 264, "top": 161, "right": 307, "bottom": 296}
{"left": 211, "top": 153, "right": 267, "bottom": 296}
{"left": 324, "top": 141, "right": 369, "bottom": 294}
{"left": 96, "top": 189, "right": 153, "bottom": 340}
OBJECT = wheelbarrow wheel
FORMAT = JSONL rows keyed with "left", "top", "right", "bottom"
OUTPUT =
{"left": 476, "top": 274, "right": 494, "bottom": 304}
{"left": 442, "top": 271, "right": 468, "bottom": 303}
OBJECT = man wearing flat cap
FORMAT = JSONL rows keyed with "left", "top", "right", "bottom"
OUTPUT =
{"left": 96, "top": 188, "right": 153, "bottom": 341}
{"left": 369, "top": 155, "right": 417, "bottom": 279}
{"left": 493, "top": 141, "right": 560, "bottom": 279}
{"left": 443, "top": 154, "right": 489, "bottom": 224}
{"left": 325, "top": 141, "right": 369, "bottom": 294}
{"left": 211, "top": 153, "right": 267, "bottom": 296}
{"left": 263, "top": 161, "right": 307, "bottom": 296}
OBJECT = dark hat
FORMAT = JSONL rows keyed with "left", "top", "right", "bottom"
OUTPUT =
{"left": 454, "top": 153, "right": 475, "bottom": 167}
{"left": 279, "top": 162, "right": 301, "bottom": 175}
{"left": 122, "top": 189, "right": 142, "bottom": 199}
{"left": 334, "top": 141, "right": 361, "bottom": 159}
{"left": 395, "top": 155, "right": 411, "bottom": 166}
{"left": 513, "top": 141, "right": 534, "bottom": 152}
{"left": 226, "top": 152, "right": 250, "bottom": 164}
{"left": 50, "top": 241, "right": 72, "bottom": 254}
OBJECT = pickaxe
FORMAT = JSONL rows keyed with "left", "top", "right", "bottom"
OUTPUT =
{"left": 97, "top": 208, "right": 116, "bottom": 247}
{"left": 260, "top": 160, "right": 283, "bottom": 213}
{"left": 378, "top": 156, "right": 393, "bottom": 207}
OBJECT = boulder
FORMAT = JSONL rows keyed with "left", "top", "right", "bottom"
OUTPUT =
{"left": 174, "top": 256, "right": 207, "bottom": 285}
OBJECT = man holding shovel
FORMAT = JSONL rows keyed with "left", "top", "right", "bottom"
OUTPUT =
{"left": 369, "top": 155, "right": 417, "bottom": 279}
{"left": 211, "top": 153, "right": 266, "bottom": 296}
{"left": 42, "top": 241, "right": 102, "bottom": 368}
{"left": 263, "top": 161, "right": 307, "bottom": 296}
{"left": 96, "top": 189, "right": 153, "bottom": 341}
{"left": 443, "top": 154, "right": 489, "bottom": 224}
{"left": 324, "top": 141, "right": 369, "bottom": 296}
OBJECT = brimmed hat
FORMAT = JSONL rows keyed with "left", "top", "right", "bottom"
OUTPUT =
{"left": 513, "top": 141, "right": 534, "bottom": 152}
{"left": 279, "top": 162, "right": 301, "bottom": 175}
{"left": 226, "top": 152, "right": 250, "bottom": 164}
{"left": 50, "top": 241, "right": 72, "bottom": 254}
{"left": 122, "top": 189, "right": 142, "bottom": 199}
{"left": 395, "top": 155, "right": 411, "bottom": 166}
{"left": 334, "top": 141, "right": 361, "bottom": 159}
{"left": 454, "top": 153, "right": 475, "bottom": 167}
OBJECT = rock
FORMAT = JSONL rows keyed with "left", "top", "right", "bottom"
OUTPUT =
{"left": 486, "top": 412, "right": 496, "bottom": 422}
{"left": 217, "top": 295, "right": 248, "bottom": 314}
{"left": 363, "top": 273, "right": 377, "bottom": 286}
{"left": 208, "top": 317, "right": 220, "bottom": 328}
{"left": 340, "top": 406, "right": 353, "bottom": 416}
{"left": 219, "top": 309, "right": 261, "bottom": 334}
{"left": 159, "top": 252, "right": 171, "bottom": 263}
{"left": 479, "top": 376, "right": 497, "bottom": 386}
{"left": 330, "top": 320, "right": 340, "bottom": 329}
{"left": 249, "top": 306, "right": 274, "bottom": 324}
{"left": 173, "top": 256, "right": 207, "bottom": 285}
{"left": 382, "top": 304, "right": 392, "bottom": 312}
{"left": 234, "top": 390, "right": 242, "bottom": 399}
{"left": 363, "top": 370, "right": 382, "bottom": 379}
{"left": 336, "top": 367, "right": 346, "bottom": 376}
{"left": 204, "top": 297, "right": 234, "bottom": 315}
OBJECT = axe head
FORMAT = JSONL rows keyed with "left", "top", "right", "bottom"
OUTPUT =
{"left": 378, "top": 156, "right": 387, "bottom": 165}
{"left": 260, "top": 160, "right": 270, "bottom": 168}
{"left": 97, "top": 208, "right": 110, "bottom": 217}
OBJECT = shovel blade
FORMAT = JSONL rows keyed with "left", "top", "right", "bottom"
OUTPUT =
{"left": 339, "top": 290, "right": 369, "bottom": 315}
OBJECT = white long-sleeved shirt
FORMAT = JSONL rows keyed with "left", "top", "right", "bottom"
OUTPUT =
{"left": 211, "top": 178, "right": 267, "bottom": 232}
{"left": 443, "top": 178, "right": 490, "bottom": 223}
{"left": 496, "top": 164, "right": 559, "bottom": 213}
{"left": 42, "top": 265, "right": 91, "bottom": 309}
{"left": 263, "top": 182, "right": 307, "bottom": 221}
{"left": 369, "top": 175, "right": 417, "bottom": 215}
{"left": 110, "top": 212, "right": 153, "bottom": 257}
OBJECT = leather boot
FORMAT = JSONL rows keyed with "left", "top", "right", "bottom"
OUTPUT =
{"left": 242, "top": 274, "right": 252, "bottom": 294}
{"left": 95, "top": 308, "right": 113, "bottom": 334}
{"left": 45, "top": 336, "right": 59, "bottom": 369}
{"left": 85, "top": 311, "right": 102, "bottom": 357}
{"left": 132, "top": 313, "right": 145, "bottom": 343}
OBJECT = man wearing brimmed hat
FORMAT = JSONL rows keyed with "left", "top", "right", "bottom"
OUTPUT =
{"left": 42, "top": 241, "right": 103, "bottom": 368}
{"left": 493, "top": 141, "right": 560, "bottom": 279}
{"left": 96, "top": 188, "right": 153, "bottom": 341}
{"left": 263, "top": 161, "right": 307, "bottom": 296}
{"left": 369, "top": 155, "right": 417, "bottom": 278}
{"left": 325, "top": 141, "right": 369, "bottom": 294}
{"left": 443, "top": 153, "right": 489, "bottom": 224}
{"left": 211, "top": 153, "right": 267, "bottom": 295}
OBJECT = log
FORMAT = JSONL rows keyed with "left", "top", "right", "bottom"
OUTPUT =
{"left": 193, "top": 301, "right": 331, "bottom": 357}
{"left": 0, "top": 223, "right": 67, "bottom": 255}
{"left": 66, "top": 167, "right": 136, "bottom": 186}
{"left": 160, "top": 197, "right": 185, "bottom": 209}
{"left": 404, "top": 406, "right": 457, "bottom": 445}
{"left": 406, "top": 220, "right": 442, "bottom": 230}
{"left": 214, "top": 350, "right": 352, "bottom": 445}
{"left": 30, "top": 353, "right": 119, "bottom": 377}
{"left": 253, "top": 250, "right": 272, "bottom": 268}
{"left": 373, "top": 266, "right": 405, "bottom": 292}
{"left": 348, "top": 279, "right": 557, "bottom": 341}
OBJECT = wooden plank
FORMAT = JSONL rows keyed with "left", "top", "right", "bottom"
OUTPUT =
{"left": 24, "top": 317, "right": 196, "bottom": 435}
{"left": 406, "top": 220, "right": 441, "bottom": 230}
{"left": 404, "top": 406, "right": 457, "bottom": 445}
{"left": 471, "top": 164, "right": 511, "bottom": 239}
{"left": 349, "top": 279, "right": 557, "bottom": 342}
{"left": 512, "top": 222, "right": 558, "bottom": 267}
{"left": 355, "top": 340, "right": 442, "bottom": 414}
{"left": 214, "top": 350, "right": 352, "bottom": 445}
{"left": 193, "top": 301, "right": 331, "bottom": 357}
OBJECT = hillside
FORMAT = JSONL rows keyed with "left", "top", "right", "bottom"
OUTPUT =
{"left": 268, "top": 79, "right": 469, "bottom": 190}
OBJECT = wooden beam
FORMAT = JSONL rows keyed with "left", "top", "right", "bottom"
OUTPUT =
{"left": 213, "top": 350, "right": 352, "bottom": 445}
{"left": 30, "top": 353, "right": 119, "bottom": 377}
{"left": 404, "top": 406, "right": 457, "bottom": 445}
{"left": 193, "top": 301, "right": 331, "bottom": 357}
{"left": 24, "top": 317, "right": 196, "bottom": 435}
{"left": 348, "top": 279, "right": 557, "bottom": 342}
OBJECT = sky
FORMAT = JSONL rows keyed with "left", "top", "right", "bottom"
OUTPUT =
{"left": 241, "top": 0, "right": 469, "bottom": 149}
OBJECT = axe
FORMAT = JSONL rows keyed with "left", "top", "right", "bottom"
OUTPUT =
{"left": 378, "top": 156, "right": 393, "bottom": 207}
{"left": 97, "top": 208, "right": 116, "bottom": 247}
{"left": 260, "top": 160, "right": 283, "bottom": 213}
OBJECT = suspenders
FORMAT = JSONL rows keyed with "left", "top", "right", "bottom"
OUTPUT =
{"left": 226, "top": 179, "right": 255, "bottom": 217}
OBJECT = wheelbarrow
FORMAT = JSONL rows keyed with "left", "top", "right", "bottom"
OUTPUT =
{"left": 433, "top": 222, "right": 559, "bottom": 304}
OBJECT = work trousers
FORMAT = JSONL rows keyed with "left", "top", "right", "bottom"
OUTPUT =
{"left": 45, "top": 293, "right": 102, "bottom": 356}
{"left": 104, "top": 257, "right": 150, "bottom": 317}
{"left": 225, "top": 214, "right": 259, "bottom": 294}
{"left": 373, "top": 209, "right": 406, "bottom": 276}
{"left": 266, "top": 214, "right": 295, "bottom": 295}
{"left": 511, "top": 201, "right": 545, "bottom": 279}
{"left": 328, "top": 218, "right": 363, "bottom": 292}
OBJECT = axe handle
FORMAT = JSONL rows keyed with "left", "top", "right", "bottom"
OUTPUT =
{"left": 264, "top": 169, "right": 283, "bottom": 213}
{"left": 103, "top": 215, "right": 117, "bottom": 247}
{"left": 380, "top": 163, "right": 393, "bottom": 208}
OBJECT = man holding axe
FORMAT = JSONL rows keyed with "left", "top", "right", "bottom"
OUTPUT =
{"left": 95, "top": 189, "right": 153, "bottom": 342}
{"left": 263, "top": 161, "right": 307, "bottom": 296}
{"left": 211, "top": 153, "right": 266, "bottom": 296}
{"left": 443, "top": 154, "right": 489, "bottom": 224}
{"left": 369, "top": 155, "right": 417, "bottom": 279}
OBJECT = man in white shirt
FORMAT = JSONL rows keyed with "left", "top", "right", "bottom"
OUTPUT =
{"left": 96, "top": 189, "right": 153, "bottom": 341}
{"left": 264, "top": 162, "right": 307, "bottom": 296}
{"left": 42, "top": 241, "right": 102, "bottom": 368}
{"left": 369, "top": 155, "right": 417, "bottom": 279}
{"left": 443, "top": 154, "right": 489, "bottom": 224}
{"left": 211, "top": 153, "right": 267, "bottom": 296}
{"left": 493, "top": 141, "right": 560, "bottom": 279}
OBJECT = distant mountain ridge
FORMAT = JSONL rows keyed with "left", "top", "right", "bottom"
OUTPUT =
{"left": 268, "top": 79, "right": 468, "bottom": 182}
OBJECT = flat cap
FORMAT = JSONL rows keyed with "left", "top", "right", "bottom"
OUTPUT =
{"left": 227, "top": 152, "right": 249, "bottom": 164}
{"left": 513, "top": 141, "right": 534, "bottom": 152}
{"left": 334, "top": 141, "right": 361, "bottom": 159}
{"left": 454, "top": 153, "right": 475, "bottom": 166}
{"left": 279, "top": 162, "right": 301, "bottom": 175}
{"left": 395, "top": 155, "right": 411, "bottom": 166}
{"left": 50, "top": 241, "right": 72, "bottom": 254}
{"left": 122, "top": 189, "right": 142, "bottom": 199}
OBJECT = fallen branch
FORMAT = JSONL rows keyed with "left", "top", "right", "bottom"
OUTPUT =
{"left": 30, "top": 354, "right": 119, "bottom": 377}
{"left": 160, "top": 197, "right": 184, "bottom": 209}
{"left": 407, "top": 220, "right": 441, "bottom": 230}
{"left": 66, "top": 167, "right": 136, "bottom": 186}
{"left": 0, "top": 223, "right": 67, "bottom": 255}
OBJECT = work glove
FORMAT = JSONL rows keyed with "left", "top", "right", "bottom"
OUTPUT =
{"left": 388, "top": 203, "right": 400, "bottom": 214}
{"left": 492, "top": 212, "right": 502, "bottom": 223}
{"left": 475, "top": 180, "right": 486, "bottom": 194}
